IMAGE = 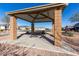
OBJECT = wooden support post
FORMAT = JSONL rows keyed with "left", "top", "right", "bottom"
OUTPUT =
{"left": 54, "top": 8, "right": 62, "bottom": 47}
{"left": 10, "top": 16, "right": 17, "bottom": 40}
{"left": 31, "top": 22, "right": 34, "bottom": 33}
{"left": 52, "top": 22, "right": 54, "bottom": 36}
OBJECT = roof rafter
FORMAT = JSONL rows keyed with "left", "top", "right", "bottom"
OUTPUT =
{"left": 40, "top": 13, "right": 54, "bottom": 21}
{"left": 14, "top": 15, "right": 32, "bottom": 22}
{"left": 7, "top": 3, "right": 66, "bottom": 23}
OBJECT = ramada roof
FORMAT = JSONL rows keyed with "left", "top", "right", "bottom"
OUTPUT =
{"left": 7, "top": 3, "right": 66, "bottom": 23}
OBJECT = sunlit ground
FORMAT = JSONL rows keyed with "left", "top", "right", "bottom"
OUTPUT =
{"left": 0, "top": 30, "right": 79, "bottom": 55}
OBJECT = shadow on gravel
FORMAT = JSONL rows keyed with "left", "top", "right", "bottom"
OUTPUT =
{"left": 41, "top": 35, "right": 54, "bottom": 45}
{"left": 17, "top": 32, "right": 27, "bottom": 39}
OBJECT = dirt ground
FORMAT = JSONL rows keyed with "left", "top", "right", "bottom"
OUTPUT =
{"left": 0, "top": 31, "right": 9, "bottom": 40}
{"left": 0, "top": 31, "right": 79, "bottom": 55}
{"left": 0, "top": 36, "right": 9, "bottom": 40}
{"left": 62, "top": 32, "right": 79, "bottom": 53}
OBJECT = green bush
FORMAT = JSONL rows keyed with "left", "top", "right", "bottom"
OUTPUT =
{"left": 0, "top": 29, "right": 3, "bottom": 32}
{"left": 63, "top": 31, "right": 73, "bottom": 37}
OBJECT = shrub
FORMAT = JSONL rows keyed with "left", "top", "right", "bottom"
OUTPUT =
{"left": 63, "top": 31, "right": 73, "bottom": 37}
{"left": 0, "top": 29, "right": 3, "bottom": 32}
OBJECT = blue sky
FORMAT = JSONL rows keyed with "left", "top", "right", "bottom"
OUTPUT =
{"left": 0, "top": 3, "right": 79, "bottom": 29}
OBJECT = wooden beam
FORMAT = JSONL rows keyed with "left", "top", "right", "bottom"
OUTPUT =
{"left": 34, "top": 14, "right": 40, "bottom": 18}
{"left": 14, "top": 15, "right": 32, "bottom": 22}
{"left": 36, "top": 17, "right": 48, "bottom": 19}
{"left": 30, "top": 14, "right": 40, "bottom": 33}
{"left": 51, "top": 22, "right": 55, "bottom": 36}
{"left": 10, "top": 16, "right": 17, "bottom": 40}
{"left": 40, "top": 13, "right": 54, "bottom": 21}
{"left": 27, "top": 14, "right": 35, "bottom": 19}
{"left": 31, "top": 22, "right": 34, "bottom": 33}
{"left": 47, "top": 11, "right": 50, "bottom": 16}
{"left": 53, "top": 8, "right": 62, "bottom": 47}
{"left": 30, "top": 20, "right": 51, "bottom": 23}
{"left": 27, "top": 13, "right": 40, "bottom": 20}
{"left": 28, "top": 13, "right": 40, "bottom": 22}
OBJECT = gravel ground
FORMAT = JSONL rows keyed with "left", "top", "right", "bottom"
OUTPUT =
{"left": 0, "top": 31, "right": 78, "bottom": 55}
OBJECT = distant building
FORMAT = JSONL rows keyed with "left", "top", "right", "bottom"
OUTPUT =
{"left": 0, "top": 24, "right": 8, "bottom": 30}
{"left": 0, "top": 22, "right": 9, "bottom": 30}
{"left": 18, "top": 26, "right": 46, "bottom": 32}
{"left": 67, "top": 26, "right": 74, "bottom": 31}
{"left": 63, "top": 23, "right": 79, "bottom": 32}
{"left": 35, "top": 27, "right": 46, "bottom": 31}
{"left": 73, "top": 23, "right": 79, "bottom": 32}
{"left": 63, "top": 26, "right": 73, "bottom": 31}
{"left": 18, "top": 26, "right": 30, "bottom": 31}
{"left": 0, "top": 25, "right": 6, "bottom": 30}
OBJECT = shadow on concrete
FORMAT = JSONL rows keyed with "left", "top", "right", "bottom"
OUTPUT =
{"left": 41, "top": 35, "right": 54, "bottom": 45}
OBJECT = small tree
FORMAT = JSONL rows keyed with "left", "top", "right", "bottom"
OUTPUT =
{"left": 2, "top": 15, "right": 10, "bottom": 24}
{"left": 2, "top": 15, "right": 10, "bottom": 30}
{"left": 70, "top": 13, "right": 79, "bottom": 22}
{"left": 69, "top": 13, "right": 79, "bottom": 31}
